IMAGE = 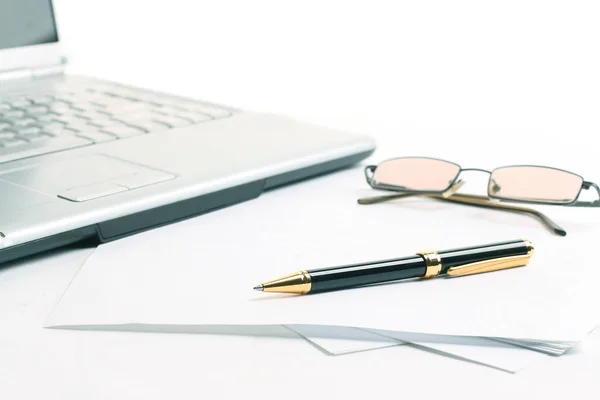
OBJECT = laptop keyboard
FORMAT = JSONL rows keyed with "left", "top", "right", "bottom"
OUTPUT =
{"left": 0, "top": 81, "right": 235, "bottom": 164}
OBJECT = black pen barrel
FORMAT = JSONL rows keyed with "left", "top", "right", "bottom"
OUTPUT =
{"left": 307, "top": 239, "right": 530, "bottom": 293}
{"left": 308, "top": 255, "right": 426, "bottom": 293}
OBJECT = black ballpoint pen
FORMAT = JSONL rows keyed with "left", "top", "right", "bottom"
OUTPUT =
{"left": 253, "top": 239, "right": 534, "bottom": 295}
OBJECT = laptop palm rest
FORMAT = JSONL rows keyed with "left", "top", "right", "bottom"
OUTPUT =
{"left": 0, "top": 154, "right": 175, "bottom": 201}
{"left": 0, "top": 180, "right": 53, "bottom": 212}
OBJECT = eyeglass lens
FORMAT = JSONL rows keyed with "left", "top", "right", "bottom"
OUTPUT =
{"left": 372, "top": 158, "right": 460, "bottom": 191}
{"left": 489, "top": 166, "right": 583, "bottom": 204}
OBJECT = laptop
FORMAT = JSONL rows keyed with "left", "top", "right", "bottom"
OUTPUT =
{"left": 0, "top": 0, "right": 375, "bottom": 265}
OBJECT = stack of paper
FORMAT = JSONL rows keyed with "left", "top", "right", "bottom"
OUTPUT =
{"left": 46, "top": 167, "right": 600, "bottom": 373}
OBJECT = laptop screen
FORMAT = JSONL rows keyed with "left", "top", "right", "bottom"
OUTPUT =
{"left": 0, "top": 0, "right": 59, "bottom": 51}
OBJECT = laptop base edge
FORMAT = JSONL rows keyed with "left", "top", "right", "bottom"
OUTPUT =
{"left": 0, "top": 149, "right": 374, "bottom": 266}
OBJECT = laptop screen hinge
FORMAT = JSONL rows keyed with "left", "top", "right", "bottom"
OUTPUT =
{"left": 0, "top": 61, "right": 66, "bottom": 82}
{"left": 0, "top": 69, "right": 33, "bottom": 81}
{"left": 32, "top": 63, "right": 66, "bottom": 78}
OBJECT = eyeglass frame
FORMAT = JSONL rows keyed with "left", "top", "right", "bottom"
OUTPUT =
{"left": 363, "top": 156, "right": 600, "bottom": 207}
{"left": 359, "top": 157, "right": 600, "bottom": 237}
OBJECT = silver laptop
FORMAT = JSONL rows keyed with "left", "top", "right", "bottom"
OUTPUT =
{"left": 0, "top": 1, "right": 375, "bottom": 264}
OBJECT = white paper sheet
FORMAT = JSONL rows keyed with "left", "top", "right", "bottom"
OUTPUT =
{"left": 365, "top": 330, "right": 550, "bottom": 372}
{"left": 286, "top": 325, "right": 402, "bottom": 355}
{"left": 46, "top": 168, "right": 600, "bottom": 344}
{"left": 286, "top": 326, "right": 549, "bottom": 372}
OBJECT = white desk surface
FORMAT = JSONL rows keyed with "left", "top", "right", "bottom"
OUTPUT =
{"left": 3, "top": 1, "right": 600, "bottom": 398}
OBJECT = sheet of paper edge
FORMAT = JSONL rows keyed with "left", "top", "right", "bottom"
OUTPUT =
{"left": 45, "top": 322, "right": 553, "bottom": 372}
{"left": 44, "top": 321, "right": 578, "bottom": 356}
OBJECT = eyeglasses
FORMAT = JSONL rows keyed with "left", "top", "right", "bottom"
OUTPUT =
{"left": 359, "top": 157, "right": 600, "bottom": 236}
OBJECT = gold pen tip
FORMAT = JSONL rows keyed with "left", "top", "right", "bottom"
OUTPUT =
{"left": 253, "top": 284, "right": 264, "bottom": 291}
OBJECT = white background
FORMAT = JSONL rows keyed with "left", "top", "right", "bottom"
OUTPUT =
{"left": 2, "top": 0, "right": 600, "bottom": 398}
{"left": 56, "top": 0, "right": 600, "bottom": 143}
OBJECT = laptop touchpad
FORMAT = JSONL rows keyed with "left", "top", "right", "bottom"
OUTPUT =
{"left": 0, "top": 155, "right": 175, "bottom": 202}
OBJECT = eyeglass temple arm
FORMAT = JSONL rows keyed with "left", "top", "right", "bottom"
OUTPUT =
{"left": 435, "top": 193, "right": 566, "bottom": 236}
{"left": 571, "top": 181, "right": 600, "bottom": 207}
{"left": 357, "top": 180, "right": 465, "bottom": 204}
{"left": 357, "top": 190, "right": 566, "bottom": 236}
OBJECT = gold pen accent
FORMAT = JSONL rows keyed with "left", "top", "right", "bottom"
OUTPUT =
{"left": 416, "top": 251, "right": 442, "bottom": 279}
{"left": 447, "top": 239, "right": 534, "bottom": 277}
{"left": 446, "top": 254, "right": 532, "bottom": 277}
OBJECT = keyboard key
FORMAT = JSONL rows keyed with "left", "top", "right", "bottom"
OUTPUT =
{"left": 50, "top": 104, "right": 71, "bottom": 114}
{"left": 81, "top": 111, "right": 114, "bottom": 121}
{"left": 0, "top": 136, "right": 92, "bottom": 164}
{"left": 43, "top": 123, "right": 77, "bottom": 136}
{"left": 66, "top": 105, "right": 86, "bottom": 113}
{"left": 54, "top": 114, "right": 87, "bottom": 124}
{"left": 15, "top": 126, "right": 42, "bottom": 136}
{"left": 24, "top": 105, "right": 49, "bottom": 115}
{"left": 161, "top": 103, "right": 191, "bottom": 112}
{"left": 88, "top": 100, "right": 111, "bottom": 109}
{"left": 0, "top": 138, "right": 27, "bottom": 148}
{"left": 153, "top": 107, "right": 182, "bottom": 117}
{"left": 20, "top": 132, "right": 50, "bottom": 142}
{"left": 194, "top": 104, "right": 231, "bottom": 119}
{"left": 52, "top": 109, "right": 81, "bottom": 118}
{"left": 109, "top": 102, "right": 149, "bottom": 115}
{"left": 92, "top": 97, "right": 138, "bottom": 109}
{"left": 12, "top": 118, "right": 36, "bottom": 127}
{"left": 139, "top": 97, "right": 164, "bottom": 107}
{"left": 101, "top": 125, "right": 145, "bottom": 138}
{"left": 0, "top": 122, "right": 11, "bottom": 131}
{"left": 34, "top": 114, "right": 61, "bottom": 124}
{"left": 65, "top": 120, "right": 102, "bottom": 133}
{"left": 92, "top": 108, "right": 113, "bottom": 116}
{"left": 0, "top": 104, "right": 11, "bottom": 112}
{"left": 88, "top": 119, "right": 124, "bottom": 128}
{"left": 28, "top": 95, "right": 54, "bottom": 104}
{"left": 1, "top": 118, "right": 17, "bottom": 126}
{"left": 153, "top": 115, "right": 192, "bottom": 128}
{"left": 116, "top": 110, "right": 159, "bottom": 121}
{"left": 74, "top": 113, "right": 92, "bottom": 121}
{"left": 75, "top": 102, "right": 103, "bottom": 113}
{"left": 8, "top": 99, "right": 31, "bottom": 108}
{"left": 76, "top": 131, "right": 117, "bottom": 143}
{"left": 167, "top": 102, "right": 231, "bottom": 118}
{"left": 49, "top": 100, "right": 71, "bottom": 110}
{"left": 173, "top": 111, "right": 213, "bottom": 123}
{"left": 2, "top": 109, "right": 25, "bottom": 118}
{"left": 0, "top": 132, "right": 16, "bottom": 140}
{"left": 127, "top": 120, "right": 170, "bottom": 133}
{"left": 53, "top": 95, "right": 74, "bottom": 104}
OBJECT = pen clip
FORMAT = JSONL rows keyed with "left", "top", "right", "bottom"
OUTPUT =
{"left": 446, "top": 254, "right": 532, "bottom": 277}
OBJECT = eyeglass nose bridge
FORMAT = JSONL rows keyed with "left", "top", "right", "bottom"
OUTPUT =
{"left": 459, "top": 167, "right": 492, "bottom": 174}
{"left": 456, "top": 168, "right": 497, "bottom": 194}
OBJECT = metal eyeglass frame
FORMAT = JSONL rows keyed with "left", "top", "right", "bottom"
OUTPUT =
{"left": 359, "top": 157, "right": 600, "bottom": 237}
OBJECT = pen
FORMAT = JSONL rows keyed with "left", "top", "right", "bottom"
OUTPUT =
{"left": 253, "top": 239, "right": 534, "bottom": 295}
